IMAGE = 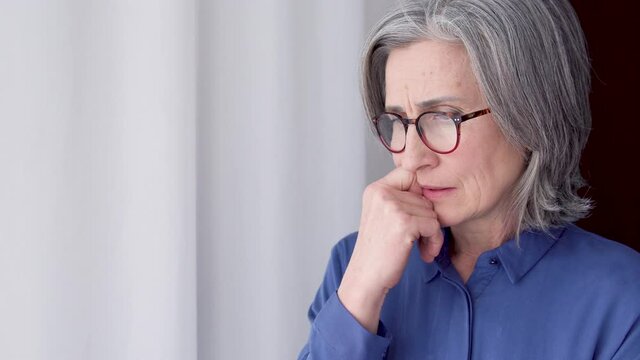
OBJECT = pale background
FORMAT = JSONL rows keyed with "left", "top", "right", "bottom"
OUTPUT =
{"left": 0, "top": 0, "right": 395, "bottom": 359}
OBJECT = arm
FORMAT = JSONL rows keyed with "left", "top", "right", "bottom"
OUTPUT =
{"left": 611, "top": 312, "right": 640, "bottom": 360}
{"left": 298, "top": 168, "right": 443, "bottom": 359}
{"left": 607, "top": 252, "right": 640, "bottom": 360}
{"left": 296, "top": 235, "right": 392, "bottom": 360}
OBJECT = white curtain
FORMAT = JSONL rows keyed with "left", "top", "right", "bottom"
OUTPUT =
{"left": 197, "top": 0, "right": 367, "bottom": 358}
{"left": 0, "top": 0, "right": 393, "bottom": 359}
{"left": 0, "top": 0, "right": 197, "bottom": 359}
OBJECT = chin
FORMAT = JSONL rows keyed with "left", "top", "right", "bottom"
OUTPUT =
{"left": 432, "top": 206, "right": 459, "bottom": 228}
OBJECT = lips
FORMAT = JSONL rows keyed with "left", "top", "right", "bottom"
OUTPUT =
{"left": 421, "top": 186, "right": 455, "bottom": 201}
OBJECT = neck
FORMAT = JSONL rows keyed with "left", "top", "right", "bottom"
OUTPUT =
{"left": 450, "top": 225, "right": 507, "bottom": 258}
{"left": 449, "top": 208, "right": 517, "bottom": 257}
{"left": 448, "top": 216, "right": 516, "bottom": 283}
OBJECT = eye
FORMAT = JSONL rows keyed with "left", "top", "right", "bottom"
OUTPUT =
{"left": 423, "top": 104, "right": 463, "bottom": 116}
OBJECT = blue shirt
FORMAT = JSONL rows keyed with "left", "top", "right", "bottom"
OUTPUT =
{"left": 298, "top": 224, "right": 640, "bottom": 359}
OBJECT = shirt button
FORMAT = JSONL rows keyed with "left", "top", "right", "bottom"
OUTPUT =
{"left": 489, "top": 258, "right": 499, "bottom": 265}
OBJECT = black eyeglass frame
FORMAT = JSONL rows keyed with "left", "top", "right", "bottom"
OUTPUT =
{"left": 372, "top": 108, "right": 491, "bottom": 154}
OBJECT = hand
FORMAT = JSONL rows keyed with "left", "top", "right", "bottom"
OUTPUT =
{"left": 337, "top": 167, "right": 444, "bottom": 333}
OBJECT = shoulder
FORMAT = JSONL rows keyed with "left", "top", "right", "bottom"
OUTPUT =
{"left": 550, "top": 225, "right": 640, "bottom": 355}
{"left": 552, "top": 224, "right": 640, "bottom": 288}
{"left": 556, "top": 224, "right": 640, "bottom": 267}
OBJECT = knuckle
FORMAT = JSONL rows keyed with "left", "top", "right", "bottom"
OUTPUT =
{"left": 384, "top": 201, "right": 403, "bottom": 216}
{"left": 363, "top": 183, "right": 377, "bottom": 195}
{"left": 364, "top": 183, "right": 384, "bottom": 199}
{"left": 362, "top": 184, "right": 375, "bottom": 200}
{"left": 369, "top": 185, "right": 394, "bottom": 203}
{"left": 424, "top": 219, "right": 439, "bottom": 233}
{"left": 395, "top": 212, "right": 412, "bottom": 227}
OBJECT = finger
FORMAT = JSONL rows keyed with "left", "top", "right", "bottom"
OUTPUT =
{"left": 406, "top": 174, "right": 422, "bottom": 195}
{"left": 395, "top": 203, "right": 438, "bottom": 219}
{"left": 394, "top": 191, "right": 434, "bottom": 210}
{"left": 426, "top": 228, "right": 444, "bottom": 258}
{"left": 417, "top": 221, "right": 444, "bottom": 263}
{"left": 380, "top": 167, "right": 417, "bottom": 193}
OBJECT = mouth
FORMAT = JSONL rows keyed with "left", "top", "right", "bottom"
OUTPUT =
{"left": 421, "top": 186, "right": 455, "bottom": 201}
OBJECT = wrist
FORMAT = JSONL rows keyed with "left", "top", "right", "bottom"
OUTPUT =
{"left": 337, "top": 278, "right": 388, "bottom": 334}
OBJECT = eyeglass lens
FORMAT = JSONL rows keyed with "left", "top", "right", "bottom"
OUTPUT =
{"left": 376, "top": 113, "right": 458, "bottom": 153}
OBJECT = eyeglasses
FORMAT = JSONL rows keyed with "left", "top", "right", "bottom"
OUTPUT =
{"left": 372, "top": 108, "right": 491, "bottom": 154}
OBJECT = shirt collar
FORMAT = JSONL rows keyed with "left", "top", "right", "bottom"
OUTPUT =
{"left": 497, "top": 226, "right": 565, "bottom": 283}
{"left": 423, "top": 226, "right": 566, "bottom": 284}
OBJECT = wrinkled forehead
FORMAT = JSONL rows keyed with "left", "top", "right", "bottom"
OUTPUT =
{"left": 384, "top": 40, "right": 483, "bottom": 114}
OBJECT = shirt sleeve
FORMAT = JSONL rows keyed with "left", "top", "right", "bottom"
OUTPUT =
{"left": 297, "top": 234, "right": 392, "bottom": 360}
{"left": 606, "top": 249, "right": 640, "bottom": 360}
{"left": 611, "top": 313, "right": 640, "bottom": 360}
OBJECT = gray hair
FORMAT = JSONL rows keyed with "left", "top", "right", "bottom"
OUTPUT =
{"left": 362, "top": 0, "right": 593, "bottom": 236}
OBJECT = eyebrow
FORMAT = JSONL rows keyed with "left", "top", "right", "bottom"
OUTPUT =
{"left": 385, "top": 96, "right": 463, "bottom": 113}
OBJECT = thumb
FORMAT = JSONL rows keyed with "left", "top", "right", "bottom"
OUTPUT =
{"left": 418, "top": 229, "right": 445, "bottom": 263}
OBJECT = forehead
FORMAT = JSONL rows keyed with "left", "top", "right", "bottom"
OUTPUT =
{"left": 384, "top": 40, "right": 481, "bottom": 110}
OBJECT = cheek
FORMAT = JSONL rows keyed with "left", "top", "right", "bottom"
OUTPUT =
{"left": 449, "top": 146, "right": 499, "bottom": 203}
{"left": 455, "top": 163, "right": 486, "bottom": 205}
{"left": 457, "top": 146, "right": 524, "bottom": 208}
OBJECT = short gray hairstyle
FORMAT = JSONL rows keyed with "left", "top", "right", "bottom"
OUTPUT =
{"left": 362, "top": 0, "right": 593, "bottom": 235}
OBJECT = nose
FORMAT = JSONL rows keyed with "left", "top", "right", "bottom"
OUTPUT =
{"left": 395, "top": 124, "right": 439, "bottom": 172}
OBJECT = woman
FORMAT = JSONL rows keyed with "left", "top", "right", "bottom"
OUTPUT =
{"left": 298, "top": 0, "right": 640, "bottom": 359}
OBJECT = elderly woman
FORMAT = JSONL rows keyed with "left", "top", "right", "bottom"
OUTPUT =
{"left": 297, "top": 0, "right": 640, "bottom": 359}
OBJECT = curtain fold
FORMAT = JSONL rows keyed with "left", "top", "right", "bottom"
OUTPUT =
{"left": 197, "top": 0, "right": 365, "bottom": 358}
{"left": 1, "top": 1, "right": 196, "bottom": 359}
{"left": 0, "top": 0, "right": 366, "bottom": 359}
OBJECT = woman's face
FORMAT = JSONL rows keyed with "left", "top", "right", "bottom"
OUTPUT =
{"left": 385, "top": 40, "right": 526, "bottom": 231}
